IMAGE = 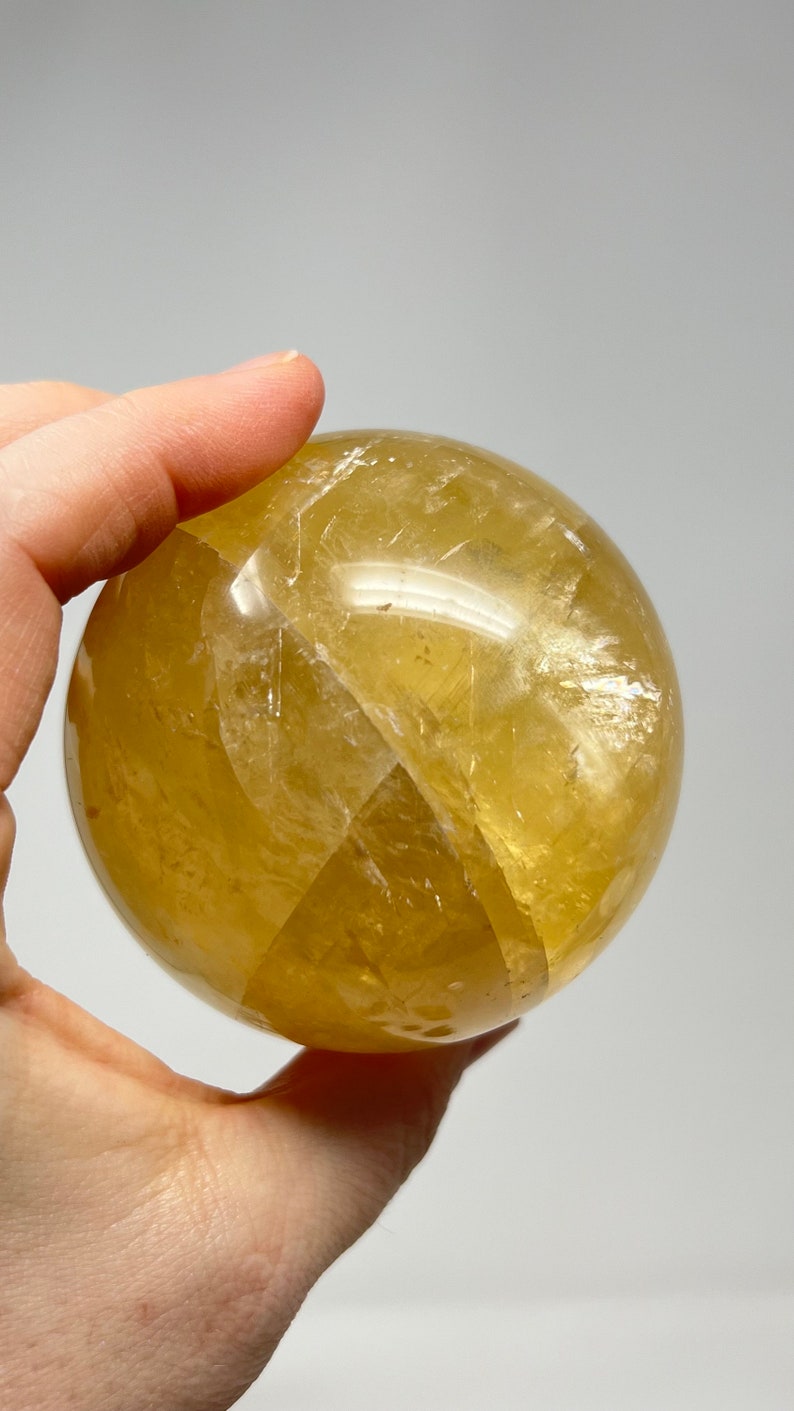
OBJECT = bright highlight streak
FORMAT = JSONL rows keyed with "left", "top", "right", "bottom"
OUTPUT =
{"left": 334, "top": 562, "right": 522, "bottom": 643}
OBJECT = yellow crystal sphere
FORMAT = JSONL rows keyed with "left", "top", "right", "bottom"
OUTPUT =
{"left": 65, "top": 431, "right": 683, "bottom": 1052}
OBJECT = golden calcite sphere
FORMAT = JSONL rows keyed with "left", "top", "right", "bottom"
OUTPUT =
{"left": 66, "top": 431, "right": 683, "bottom": 1052}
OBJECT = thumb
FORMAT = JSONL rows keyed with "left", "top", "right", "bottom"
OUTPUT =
{"left": 245, "top": 1024, "right": 518, "bottom": 1286}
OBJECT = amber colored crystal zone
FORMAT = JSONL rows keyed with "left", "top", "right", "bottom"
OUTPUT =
{"left": 65, "top": 431, "right": 683, "bottom": 1051}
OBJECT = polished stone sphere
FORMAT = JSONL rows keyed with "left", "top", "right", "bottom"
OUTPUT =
{"left": 65, "top": 431, "right": 683, "bottom": 1051}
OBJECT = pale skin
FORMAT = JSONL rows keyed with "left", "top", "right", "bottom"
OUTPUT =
{"left": 0, "top": 356, "right": 516, "bottom": 1411}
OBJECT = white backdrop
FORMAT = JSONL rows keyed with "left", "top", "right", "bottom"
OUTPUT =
{"left": 2, "top": 3, "right": 793, "bottom": 1407}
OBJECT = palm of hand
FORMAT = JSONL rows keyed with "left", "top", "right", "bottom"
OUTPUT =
{"left": 0, "top": 369, "right": 512, "bottom": 1411}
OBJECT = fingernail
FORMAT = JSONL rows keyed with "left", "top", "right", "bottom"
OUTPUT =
{"left": 467, "top": 1019, "right": 520, "bottom": 1065}
{"left": 223, "top": 350, "right": 301, "bottom": 373}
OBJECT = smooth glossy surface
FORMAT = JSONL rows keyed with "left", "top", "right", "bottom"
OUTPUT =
{"left": 66, "top": 431, "right": 683, "bottom": 1051}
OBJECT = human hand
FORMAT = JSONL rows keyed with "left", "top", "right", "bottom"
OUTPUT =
{"left": 0, "top": 361, "right": 515, "bottom": 1411}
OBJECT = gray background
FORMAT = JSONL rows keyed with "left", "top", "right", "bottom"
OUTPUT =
{"left": 2, "top": 2, "right": 792, "bottom": 1407}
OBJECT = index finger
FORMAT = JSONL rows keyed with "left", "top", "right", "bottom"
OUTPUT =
{"left": 0, "top": 381, "right": 113, "bottom": 450}
{"left": 0, "top": 351, "right": 324, "bottom": 788}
